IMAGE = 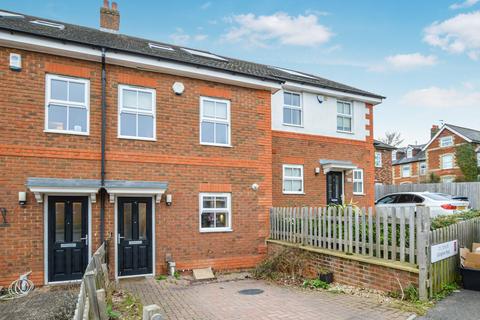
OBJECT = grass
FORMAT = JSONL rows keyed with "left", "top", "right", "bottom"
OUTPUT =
{"left": 108, "top": 290, "right": 143, "bottom": 320}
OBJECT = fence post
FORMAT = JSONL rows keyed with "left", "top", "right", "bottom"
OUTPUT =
{"left": 96, "top": 288, "right": 108, "bottom": 320}
{"left": 143, "top": 304, "right": 163, "bottom": 320}
{"left": 416, "top": 204, "right": 431, "bottom": 301}
{"left": 85, "top": 271, "right": 101, "bottom": 320}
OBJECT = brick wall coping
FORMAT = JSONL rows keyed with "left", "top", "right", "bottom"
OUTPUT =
{"left": 267, "top": 239, "right": 419, "bottom": 274}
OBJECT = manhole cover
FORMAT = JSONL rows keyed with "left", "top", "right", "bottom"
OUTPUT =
{"left": 238, "top": 289, "right": 264, "bottom": 295}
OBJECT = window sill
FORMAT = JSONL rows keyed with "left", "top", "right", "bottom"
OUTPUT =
{"left": 283, "top": 192, "right": 306, "bottom": 195}
{"left": 44, "top": 129, "right": 89, "bottom": 136}
{"left": 200, "top": 142, "right": 233, "bottom": 148}
{"left": 337, "top": 130, "right": 354, "bottom": 135}
{"left": 118, "top": 135, "right": 157, "bottom": 142}
{"left": 353, "top": 193, "right": 365, "bottom": 196}
{"left": 200, "top": 228, "right": 233, "bottom": 233}
{"left": 282, "top": 123, "right": 304, "bottom": 128}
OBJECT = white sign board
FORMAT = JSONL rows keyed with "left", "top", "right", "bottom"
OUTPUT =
{"left": 431, "top": 240, "right": 458, "bottom": 263}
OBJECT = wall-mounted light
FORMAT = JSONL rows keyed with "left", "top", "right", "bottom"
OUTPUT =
{"left": 18, "top": 191, "right": 27, "bottom": 206}
{"left": 251, "top": 183, "right": 259, "bottom": 191}
{"left": 165, "top": 194, "right": 173, "bottom": 206}
{"left": 314, "top": 167, "right": 321, "bottom": 175}
{"left": 172, "top": 82, "right": 185, "bottom": 95}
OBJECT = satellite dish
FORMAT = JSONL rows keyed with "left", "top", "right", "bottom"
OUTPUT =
{"left": 172, "top": 82, "right": 185, "bottom": 95}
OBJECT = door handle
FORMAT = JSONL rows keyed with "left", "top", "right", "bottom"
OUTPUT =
{"left": 117, "top": 234, "right": 124, "bottom": 244}
{"left": 80, "top": 234, "right": 88, "bottom": 246}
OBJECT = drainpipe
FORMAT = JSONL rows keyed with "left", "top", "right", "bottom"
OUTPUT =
{"left": 100, "top": 48, "right": 107, "bottom": 244}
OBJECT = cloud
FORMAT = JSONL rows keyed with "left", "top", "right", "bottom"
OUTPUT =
{"left": 223, "top": 12, "right": 333, "bottom": 47}
{"left": 386, "top": 53, "right": 438, "bottom": 69}
{"left": 450, "top": 0, "right": 479, "bottom": 9}
{"left": 200, "top": 2, "right": 212, "bottom": 10}
{"left": 424, "top": 11, "right": 480, "bottom": 60}
{"left": 169, "top": 28, "right": 208, "bottom": 45}
{"left": 402, "top": 86, "right": 480, "bottom": 108}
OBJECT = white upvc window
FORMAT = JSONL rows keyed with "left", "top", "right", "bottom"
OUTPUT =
{"left": 402, "top": 164, "right": 411, "bottom": 177}
{"left": 200, "top": 97, "right": 231, "bottom": 146}
{"left": 283, "top": 92, "right": 302, "bottom": 126}
{"left": 476, "top": 152, "right": 480, "bottom": 167}
{"left": 118, "top": 85, "right": 156, "bottom": 140}
{"left": 375, "top": 152, "right": 382, "bottom": 168}
{"left": 419, "top": 162, "right": 427, "bottom": 175}
{"left": 199, "top": 193, "right": 232, "bottom": 232}
{"left": 353, "top": 169, "right": 364, "bottom": 194}
{"left": 441, "top": 176, "right": 455, "bottom": 183}
{"left": 337, "top": 101, "right": 353, "bottom": 132}
{"left": 282, "top": 164, "right": 304, "bottom": 194}
{"left": 406, "top": 148, "right": 413, "bottom": 158}
{"left": 45, "top": 74, "right": 90, "bottom": 135}
{"left": 392, "top": 150, "right": 397, "bottom": 161}
{"left": 441, "top": 154, "right": 454, "bottom": 169}
{"left": 440, "top": 136, "right": 453, "bottom": 147}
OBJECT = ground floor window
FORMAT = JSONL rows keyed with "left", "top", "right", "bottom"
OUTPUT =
{"left": 283, "top": 164, "right": 304, "bottom": 194}
{"left": 199, "top": 193, "right": 232, "bottom": 232}
{"left": 353, "top": 169, "right": 364, "bottom": 194}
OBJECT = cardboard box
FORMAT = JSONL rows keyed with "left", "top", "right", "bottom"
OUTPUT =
{"left": 460, "top": 243, "right": 480, "bottom": 270}
{"left": 472, "top": 243, "right": 480, "bottom": 253}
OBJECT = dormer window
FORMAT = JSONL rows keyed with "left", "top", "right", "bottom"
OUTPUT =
{"left": 407, "top": 148, "right": 413, "bottom": 158}
{"left": 392, "top": 150, "right": 397, "bottom": 161}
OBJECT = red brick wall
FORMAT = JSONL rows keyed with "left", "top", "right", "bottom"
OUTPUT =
{"left": 272, "top": 131, "right": 375, "bottom": 208}
{"left": 392, "top": 162, "right": 425, "bottom": 184}
{"left": 374, "top": 148, "right": 393, "bottom": 185}
{"left": 0, "top": 47, "right": 271, "bottom": 285}
{"left": 268, "top": 242, "right": 418, "bottom": 293}
{"left": 426, "top": 129, "right": 465, "bottom": 181}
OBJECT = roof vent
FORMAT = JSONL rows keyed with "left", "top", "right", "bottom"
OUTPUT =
{"left": 0, "top": 11, "right": 24, "bottom": 18}
{"left": 148, "top": 43, "right": 174, "bottom": 51}
{"left": 272, "top": 67, "right": 316, "bottom": 79}
{"left": 30, "top": 20, "right": 65, "bottom": 30}
{"left": 181, "top": 48, "right": 228, "bottom": 61}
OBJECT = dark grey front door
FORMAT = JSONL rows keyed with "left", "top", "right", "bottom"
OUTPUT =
{"left": 117, "top": 197, "right": 152, "bottom": 277}
{"left": 48, "top": 196, "right": 88, "bottom": 282}
{"left": 326, "top": 172, "right": 343, "bottom": 205}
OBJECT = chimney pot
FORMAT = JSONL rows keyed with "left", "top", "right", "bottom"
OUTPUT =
{"left": 112, "top": 2, "right": 118, "bottom": 10}
{"left": 103, "top": 0, "right": 109, "bottom": 8}
{"left": 431, "top": 125, "right": 440, "bottom": 138}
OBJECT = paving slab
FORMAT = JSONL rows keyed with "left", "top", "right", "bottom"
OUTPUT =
{"left": 121, "top": 276, "right": 414, "bottom": 320}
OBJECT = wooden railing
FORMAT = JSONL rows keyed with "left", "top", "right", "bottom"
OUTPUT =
{"left": 73, "top": 243, "right": 109, "bottom": 320}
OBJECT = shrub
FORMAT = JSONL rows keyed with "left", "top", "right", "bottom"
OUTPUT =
{"left": 431, "top": 210, "right": 480, "bottom": 230}
{"left": 253, "top": 247, "right": 309, "bottom": 280}
{"left": 302, "top": 279, "right": 330, "bottom": 289}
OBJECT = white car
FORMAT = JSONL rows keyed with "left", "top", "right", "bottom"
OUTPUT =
{"left": 375, "top": 192, "right": 470, "bottom": 218}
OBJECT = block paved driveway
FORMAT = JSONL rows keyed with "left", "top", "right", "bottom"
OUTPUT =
{"left": 121, "top": 277, "right": 414, "bottom": 320}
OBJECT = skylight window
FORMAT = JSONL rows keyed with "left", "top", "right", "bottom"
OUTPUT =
{"left": 272, "top": 67, "right": 316, "bottom": 79}
{"left": 148, "top": 43, "right": 174, "bottom": 51}
{"left": 181, "top": 48, "right": 228, "bottom": 61}
{"left": 0, "top": 11, "right": 24, "bottom": 18}
{"left": 30, "top": 20, "right": 65, "bottom": 30}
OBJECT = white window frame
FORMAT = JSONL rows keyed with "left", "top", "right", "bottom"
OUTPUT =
{"left": 441, "top": 154, "right": 454, "bottom": 170}
{"left": 375, "top": 152, "right": 382, "bottom": 168}
{"left": 45, "top": 74, "right": 90, "bottom": 135}
{"left": 353, "top": 169, "right": 364, "bottom": 195}
{"left": 118, "top": 85, "right": 156, "bottom": 141}
{"left": 477, "top": 152, "right": 480, "bottom": 167}
{"left": 336, "top": 100, "right": 353, "bottom": 133}
{"left": 402, "top": 164, "right": 411, "bottom": 178}
{"left": 282, "top": 164, "right": 304, "bottom": 194}
{"left": 199, "top": 193, "right": 232, "bottom": 233}
{"left": 392, "top": 150, "right": 397, "bottom": 161}
{"left": 199, "top": 96, "right": 231, "bottom": 147}
{"left": 282, "top": 91, "right": 303, "bottom": 127}
{"left": 440, "top": 136, "right": 454, "bottom": 148}
{"left": 419, "top": 161, "right": 427, "bottom": 176}
{"left": 406, "top": 148, "right": 413, "bottom": 158}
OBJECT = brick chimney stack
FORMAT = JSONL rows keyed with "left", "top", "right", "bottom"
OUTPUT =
{"left": 100, "top": 0, "right": 120, "bottom": 32}
{"left": 431, "top": 125, "right": 440, "bottom": 138}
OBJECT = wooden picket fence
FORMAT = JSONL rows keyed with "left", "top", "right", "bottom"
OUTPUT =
{"left": 428, "top": 217, "right": 480, "bottom": 296}
{"left": 73, "top": 243, "right": 110, "bottom": 320}
{"left": 269, "top": 205, "right": 431, "bottom": 299}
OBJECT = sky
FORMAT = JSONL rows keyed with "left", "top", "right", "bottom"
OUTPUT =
{"left": 2, "top": 0, "right": 480, "bottom": 147}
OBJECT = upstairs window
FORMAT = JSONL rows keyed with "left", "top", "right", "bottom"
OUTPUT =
{"left": 118, "top": 85, "right": 156, "bottom": 140}
{"left": 406, "top": 148, "right": 413, "bottom": 158}
{"left": 283, "top": 165, "right": 304, "bottom": 194}
{"left": 283, "top": 92, "right": 302, "bottom": 126}
{"left": 375, "top": 152, "right": 382, "bottom": 168}
{"left": 440, "top": 136, "right": 453, "bottom": 147}
{"left": 200, "top": 97, "right": 231, "bottom": 146}
{"left": 353, "top": 169, "right": 364, "bottom": 194}
{"left": 337, "top": 101, "right": 352, "bottom": 132}
{"left": 45, "top": 74, "right": 89, "bottom": 135}
{"left": 392, "top": 151, "right": 397, "bottom": 161}
{"left": 441, "top": 154, "right": 454, "bottom": 169}
{"left": 402, "top": 164, "right": 411, "bottom": 177}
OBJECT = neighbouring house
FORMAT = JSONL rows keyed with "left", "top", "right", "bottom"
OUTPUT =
{"left": 373, "top": 139, "right": 396, "bottom": 185}
{"left": 392, "top": 123, "right": 480, "bottom": 184}
{"left": 422, "top": 124, "right": 480, "bottom": 183}
{"left": 392, "top": 144, "right": 427, "bottom": 184}
{"left": 0, "top": 2, "right": 383, "bottom": 287}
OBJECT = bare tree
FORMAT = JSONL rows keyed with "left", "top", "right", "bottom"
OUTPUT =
{"left": 380, "top": 131, "right": 404, "bottom": 147}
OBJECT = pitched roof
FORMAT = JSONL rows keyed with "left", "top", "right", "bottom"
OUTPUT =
{"left": 422, "top": 123, "right": 480, "bottom": 151}
{"left": 0, "top": 9, "right": 384, "bottom": 100}
{"left": 392, "top": 149, "right": 426, "bottom": 165}
{"left": 373, "top": 139, "right": 396, "bottom": 150}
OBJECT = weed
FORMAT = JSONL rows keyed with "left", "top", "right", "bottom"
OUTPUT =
{"left": 174, "top": 271, "right": 180, "bottom": 280}
{"left": 253, "top": 247, "right": 309, "bottom": 281}
{"left": 155, "top": 274, "right": 167, "bottom": 281}
{"left": 302, "top": 279, "right": 330, "bottom": 289}
{"left": 106, "top": 304, "right": 121, "bottom": 319}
